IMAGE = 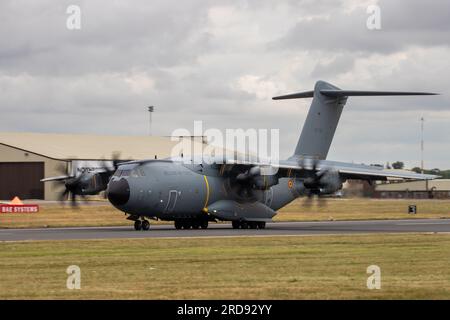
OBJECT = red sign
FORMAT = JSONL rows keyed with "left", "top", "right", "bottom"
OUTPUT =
{"left": 0, "top": 205, "right": 39, "bottom": 213}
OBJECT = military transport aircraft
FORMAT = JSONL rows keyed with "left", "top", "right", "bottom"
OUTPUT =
{"left": 42, "top": 80, "right": 438, "bottom": 230}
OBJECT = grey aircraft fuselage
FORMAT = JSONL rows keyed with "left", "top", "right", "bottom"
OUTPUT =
{"left": 107, "top": 159, "right": 300, "bottom": 222}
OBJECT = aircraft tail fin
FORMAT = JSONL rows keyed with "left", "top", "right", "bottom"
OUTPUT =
{"left": 273, "top": 80, "right": 437, "bottom": 160}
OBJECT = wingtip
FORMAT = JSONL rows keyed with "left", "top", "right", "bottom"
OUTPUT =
{"left": 416, "top": 92, "right": 440, "bottom": 95}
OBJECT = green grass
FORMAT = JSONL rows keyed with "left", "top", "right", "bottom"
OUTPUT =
{"left": 1, "top": 233, "right": 449, "bottom": 299}
{"left": 276, "top": 198, "right": 450, "bottom": 221}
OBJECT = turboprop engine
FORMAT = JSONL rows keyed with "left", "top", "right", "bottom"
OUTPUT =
{"left": 236, "top": 166, "right": 279, "bottom": 190}
{"left": 303, "top": 169, "right": 343, "bottom": 195}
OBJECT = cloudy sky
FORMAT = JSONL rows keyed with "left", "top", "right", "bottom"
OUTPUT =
{"left": 1, "top": 0, "right": 449, "bottom": 168}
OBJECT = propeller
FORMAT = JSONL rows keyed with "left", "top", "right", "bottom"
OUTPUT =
{"left": 52, "top": 152, "right": 123, "bottom": 207}
{"left": 224, "top": 165, "right": 258, "bottom": 202}
{"left": 298, "top": 158, "right": 343, "bottom": 208}
{"left": 225, "top": 164, "right": 280, "bottom": 202}
{"left": 51, "top": 162, "right": 75, "bottom": 205}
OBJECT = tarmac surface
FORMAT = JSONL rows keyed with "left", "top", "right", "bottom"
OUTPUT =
{"left": 1, "top": 219, "right": 450, "bottom": 241}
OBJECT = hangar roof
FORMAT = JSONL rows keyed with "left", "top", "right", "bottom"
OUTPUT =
{"left": 0, "top": 132, "right": 207, "bottom": 161}
{"left": 375, "top": 179, "right": 450, "bottom": 191}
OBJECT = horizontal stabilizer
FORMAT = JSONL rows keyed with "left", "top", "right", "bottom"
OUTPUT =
{"left": 272, "top": 91, "right": 314, "bottom": 100}
{"left": 273, "top": 89, "right": 438, "bottom": 100}
{"left": 320, "top": 90, "right": 438, "bottom": 98}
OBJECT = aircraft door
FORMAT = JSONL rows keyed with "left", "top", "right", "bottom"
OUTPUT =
{"left": 165, "top": 190, "right": 178, "bottom": 213}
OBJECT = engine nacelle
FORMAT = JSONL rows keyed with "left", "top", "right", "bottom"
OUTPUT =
{"left": 303, "top": 170, "right": 343, "bottom": 195}
{"left": 252, "top": 175, "right": 279, "bottom": 190}
{"left": 317, "top": 170, "right": 343, "bottom": 195}
{"left": 67, "top": 172, "right": 109, "bottom": 196}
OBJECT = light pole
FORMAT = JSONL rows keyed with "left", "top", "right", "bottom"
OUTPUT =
{"left": 148, "top": 106, "right": 154, "bottom": 136}
{"left": 420, "top": 116, "right": 429, "bottom": 193}
{"left": 420, "top": 117, "right": 424, "bottom": 174}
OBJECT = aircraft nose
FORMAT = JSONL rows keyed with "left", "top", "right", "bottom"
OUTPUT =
{"left": 107, "top": 178, "right": 130, "bottom": 206}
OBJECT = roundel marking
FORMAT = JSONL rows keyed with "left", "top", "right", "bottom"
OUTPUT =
{"left": 288, "top": 179, "right": 294, "bottom": 189}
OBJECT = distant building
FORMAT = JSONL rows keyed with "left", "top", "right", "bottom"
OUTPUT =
{"left": 342, "top": 180, "right": 375, "bottom": 197}
{"left": 374, "top": 179, "right": 450, "bottom": 199}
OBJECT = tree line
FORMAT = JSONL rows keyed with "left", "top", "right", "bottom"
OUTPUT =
{"left": 369, "top": 161, "right": 450, "bottom": 179}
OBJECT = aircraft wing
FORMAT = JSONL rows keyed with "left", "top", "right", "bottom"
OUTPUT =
{"left": 225, "top": 159, "right": 439, "bottom": 181}
{"left": 128, "top": 157, "right": 438, "bottom": 181}
{"left": 41, "top": 175, "right": 73, "bottom": 182}
{"left": 328, "top": 165, "right": 438, "bottom": 181}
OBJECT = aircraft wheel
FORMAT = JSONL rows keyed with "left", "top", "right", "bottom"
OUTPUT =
{"left": 134, "top": 220, "right": 142, "bottom": 231}
{"left": 182, "top": 221, "right": 191, "bottom": 229}
{"left": 174, "top": 220, "right": 182, "bottom": 230}
{"left": 249, "top": 222, "right": 258, "bottom": 229}
{"left": 232, "top": 221, "right": 240, "bottom": 229}
{"left": 258, "top": 222, "right": 266, "bottom": 229}
{"left": 240, "top": 222, "right": 249, "bottom": 229}
{"left": 200, "top": 220, "right": 208, "bottom": 229}
{"left": 192, "top": 221, "right": 200, "bottom": 229}
{"left": 142, "top": 220, "right": 150, "bottom": 231}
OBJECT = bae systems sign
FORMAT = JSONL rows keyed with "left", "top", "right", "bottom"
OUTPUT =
{"left": 0, "top": 205, "right": 39, "bottom": 213}
{"left": 0, "top": 197, "right": 39, "bottom": 213}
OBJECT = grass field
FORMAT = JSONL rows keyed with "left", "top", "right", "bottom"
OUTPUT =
{"left": 0, "top": 198, "right": 449, "bottom": 229}
{"left": 0, "top": 233, "right": 449, "bottom": 299}
{"left": 276, "top": 198, "right": 450, "bottom": 221}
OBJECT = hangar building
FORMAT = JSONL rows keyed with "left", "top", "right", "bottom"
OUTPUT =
{"left": 374, "top": 179, "right": 450, "bottom": 199}
{"left": 0, "top": 132, "right": 206, "bottom": 201}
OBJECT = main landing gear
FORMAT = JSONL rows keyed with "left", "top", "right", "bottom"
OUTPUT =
{"left": 134, "top": 219, "right": 150, "bottom": 231}
{"left": 174, "top": 219, "right": 209, "bottom": 230}
{"left": 232, "top": 221, "right": 266, "bottom": 229}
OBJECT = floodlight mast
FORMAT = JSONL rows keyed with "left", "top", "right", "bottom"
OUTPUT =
{"left": 148, "top": 106, "right": 154, "bottom": 136}
{"left": 421, "top": 117, "right": 424, "bottom": 174}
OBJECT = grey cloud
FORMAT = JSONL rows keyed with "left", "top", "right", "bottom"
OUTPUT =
{"left": 0, "top": 0, "right": 449, "bottom": 169}
{"left": 310, "top": 54, "right": 356, "bottom": 78}
{"left": 0, "top": 0, "right": 213, "bottom": 75}
{"left": 274, "top": 0, "right": 450, "bottom": 54}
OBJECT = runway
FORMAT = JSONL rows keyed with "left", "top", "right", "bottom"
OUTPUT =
{"left": 1, "top": 219, "right": 450, "bottom": 241}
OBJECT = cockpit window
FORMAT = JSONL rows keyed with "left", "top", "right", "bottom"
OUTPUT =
{"left": 113, "top": 169, "right": 131, "bottom": 177}
{"left": 120, "top": 170, "right": 131, "bottom": 177}
{"left": 130, "top": 167, "right": 146, "bottom": 177}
